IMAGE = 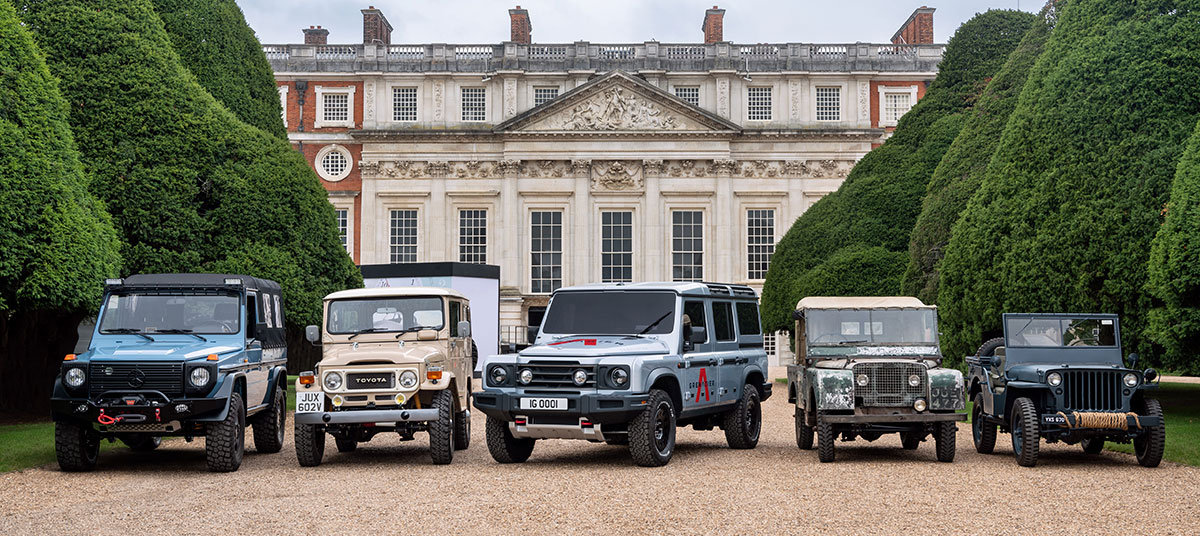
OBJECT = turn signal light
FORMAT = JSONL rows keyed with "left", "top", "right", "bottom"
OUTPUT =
{"left": 299, "top": 373, "right": 316, "bottom": 385}
{"left": 63, "top": 354, "right": 76, "bottom": 361}
{"left": 427, "top": 370, "right": 443, "bottom": 380}
{"left": 206, "top": 354, "right": 218, "bottom": 361}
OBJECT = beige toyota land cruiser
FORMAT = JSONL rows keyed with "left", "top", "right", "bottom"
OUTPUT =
{"left": 294, "top": 287, "right": 474, "bottom": 465}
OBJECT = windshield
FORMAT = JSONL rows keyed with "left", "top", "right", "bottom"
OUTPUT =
{"left": 98, "top": 292, "right": 241, "bottom": 335}
{"left": 806, "top": 309, "right": 938, "bottom": 345}
{"left": 327, "top": 297, "right": 444, "bottom": 334}
{"left": 1006, "top": 317, "right": 1117, "bottom": 348}
{"left": 541, "top": 291, "right": 676, "bottom": 335}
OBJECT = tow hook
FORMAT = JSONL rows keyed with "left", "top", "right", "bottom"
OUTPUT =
{"left": 155, "top": 408, "right": 161, "bottom": 422}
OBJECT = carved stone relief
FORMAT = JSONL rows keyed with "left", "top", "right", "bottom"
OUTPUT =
{"left": 503, "top": 78, "right": 517, "bottom": 119}
{"left": 858, "top": 80, "right": 870, "bottom": 123}
{"left": 554, "top": 87, "right": 681, "bottom": 130}
{"left": 432, "top": 80, "right": 445, "bottom": 122}
{"left": 591, "top": 161, "right": 644, "bottom": 191}
{"left": 717, "top": 78, "right": 730, "bottom": 117}
{"left": 360, "top": 158, "right": 854, "bottom": 180}
{"left": 789, "top": 79, "right": 801, "bottom": 121}
{"left": 365, "top": 81, "right": 376, "bottom": 122}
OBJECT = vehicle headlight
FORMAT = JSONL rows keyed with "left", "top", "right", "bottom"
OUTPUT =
{"left": 399, "top": 370, "right": 418, "bottom": 389}
{"left": 610, "top": 368, "right": 629, "bottom": 386}
{"left": 65, "top": 367, "right": 86, "bottom": 388}
{"left": 1047, "top": 372, "right": 1062, "bottom": 387}
{"left": 189, "top": 367, "right": 210, "bottom": 387}
{"left": 914, "top": 398, "right": 927, "bottom": 412}
{"left": 1123, "top": 372, "right": 1139, "bottom": 387}
{"left": 1144, "top": 368, "right": 1158, "bottom": 382}
{"left": 856, "top": 374, "right": 869, "bottom": 387}
{"left": 323, "top": 372, "right": 343, "bottom": 391}
{"left": 908, "top": 374, "right": 921, "bottom": 387}
{"left": 518, "top": 368, "right": 533, "bottom": 385}
{"left": 489, "top": 366, "right": 508, "bottom": 386}
{"left": 572, "top": 369, "right": 588, "bottom": 386}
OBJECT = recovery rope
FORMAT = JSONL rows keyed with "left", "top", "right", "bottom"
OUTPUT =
{"left": 1056, "top": 411, "right": 1142, "bottom": 430}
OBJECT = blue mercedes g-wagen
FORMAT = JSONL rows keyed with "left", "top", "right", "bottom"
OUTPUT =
{"left": 50, "top": 274, "right": 289, "bottom": 472}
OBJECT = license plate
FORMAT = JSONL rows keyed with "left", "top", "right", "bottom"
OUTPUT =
{"left": 296, "top": 390, "right": 325, "bottom": 413}
{"left": 520, "top": 397, "right": 568, "bottom": 411}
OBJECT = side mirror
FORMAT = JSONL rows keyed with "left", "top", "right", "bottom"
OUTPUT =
{"left": 305, "top": 325, "right": 320, "bottom": 345}
{"left": 689, "top": 326, "right": 707, "bottom": 344}
{"left": 457, "top": 321, "right": 471, "bottom": 338}
{"left": 527, "top": 326, "right": 539, "bottom": 345}
{"left": 1127, "top": 352, "right": 1140, "bottom": 369}
{"left": 990, "top": 355, "right": 1002, "bottom": 368}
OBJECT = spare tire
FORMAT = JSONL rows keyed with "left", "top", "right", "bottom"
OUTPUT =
{"left": 976, "top": 337, "right": 1005, "bottom": 357}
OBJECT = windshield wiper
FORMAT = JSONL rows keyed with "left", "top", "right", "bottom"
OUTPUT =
{"left": 100, "top": 328, "right": 155, "bottom": 342}
{"left": 838, "top": 339, "right": 869, "bottom": 345}
{"left": 638, "top": 311, "right": 674, "bottom": 335}
{"left": 396, "top": 326, "right": 439, "bottom": 338}
{"left": 349, "top": 328, "right": 387, "bottom": 340}
{"left": 155, "top": 329, "right": 207, "bottom": 342}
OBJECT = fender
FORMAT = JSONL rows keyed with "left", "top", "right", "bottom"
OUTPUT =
{"left": 928, "top": 368, "right": 965, "bottom": 411}
{"left": 192, "top": 371, "right": 246, "bottom": 422}
{"left": 264, "top": 365, "right": 288, "bottom": 402}
{"left": 811, "top": 369, "right": 854, "bottom": 411}
{"left": 644, "top": 366, "right": 680, "bottom": 396}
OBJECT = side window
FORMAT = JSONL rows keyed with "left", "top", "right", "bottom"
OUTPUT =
{"left": 246, "top": 293, "right": 258, "bottom": 339}
{"left": 273, "top": 294, "right": 283, "bottom": 328}
{"left": 736, "top": 302, "right": 761, "bottom": 335}
{"left": 449, "top": 301, "right": 461, "bottom": 336}
{"left": 261, "top": 293, "right": 273, "bottom": 328}
{"left": 713, "top": 302, "right": 735, "bottom": 342}
{"left": 684, "top": 300, "right": 707, "bottom": 343}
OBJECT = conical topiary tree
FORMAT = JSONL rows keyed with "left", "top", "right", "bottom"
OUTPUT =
{"left": 0, "top": 0, "right": 121, "bottom": 411}
{"left": 152, "top": 0, "right": 287, "bottom": 138}
{"left": 761, "top": 10, "right": 1035, "bottom": 333}
{"left": 21, "top": 0, "right": 361, "bottom": 352}
{"left": 937, "top": 0, "right": 1200, "bottom": 363}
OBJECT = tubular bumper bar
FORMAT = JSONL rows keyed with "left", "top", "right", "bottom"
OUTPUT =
{"left": 821, "top": 413, "right": 966, "bottom": 424}
{"left": 294, "top": 408, "right": 439, "bottom": 425}
{"left": 1041, "top": 413, "right": 1162, "bottom": 430}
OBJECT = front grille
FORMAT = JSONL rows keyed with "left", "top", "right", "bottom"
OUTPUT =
{"left": 853, "top": 362, "right": 926, "bottom": 407}
{"left": 89, "top": 363, "right": 183, "bottom": 397}
{"left": 346, "top": 372, "right": 394, "bottom": 390}
{"left": 525, "top": 361, "right": 596, "bottom": 390}
{"left": 1062, "top": 370, "right": 1121, "bottom": 411}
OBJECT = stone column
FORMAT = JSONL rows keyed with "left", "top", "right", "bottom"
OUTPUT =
{"left": 712, "top": 159, "right": 737, "bottom": 283}
{"left": 499, "top": 159, "right": 522, "bottom": 292}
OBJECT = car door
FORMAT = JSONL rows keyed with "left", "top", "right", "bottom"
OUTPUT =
{"left": 448, "top": 300, "right": 468, "bottom": 391}
{"left": 680, "top": 299, "right": 719, "bottom": 411}
{"left": 711, "top": 300, "right": 742, "bottom": 404}
{"left": 244, "top": 292, "right": 268, "bottom": 408}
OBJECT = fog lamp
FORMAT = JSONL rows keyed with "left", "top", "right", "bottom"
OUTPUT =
{"left": 572, "top": 369, "right": 588, "bottom": 386}
{"left": 1144, "top": 368, "right": 1158, "bottom": 382}
{"left": 1123, "top": 373, "right": 1139, "bottom": 387}
{"left": 856, "top": 374, "right": 869, "bottom": 387}
{"left": 519, "top": 368, "right": 533, "bottom": 385}
{"left": 913, "top": 398, "right": 927, "bottom": 412}
{"left": 394, "top": 393, "right": 406, "bottom": 405}
{"left": 908, "top": 374, "right": 921, "bottom": 387}
{"left": 1047, "top": 372, "right": 1062, "bottom": 387}
{"left": 332, "top": 395, "right": 344, "bottom": 407}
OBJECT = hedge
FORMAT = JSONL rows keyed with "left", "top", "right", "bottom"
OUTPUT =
{"left": 761, "top": 10, "right": 1035, "bottom": 333}
{"left": 937, "top": 0, "right": 1200, "bottom": 364}
{"left": 1148, "top": 119, "right": 1200, "bottom": 374}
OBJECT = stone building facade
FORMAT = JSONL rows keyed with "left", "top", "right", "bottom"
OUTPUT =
{"left": 267, "top": 5, "right": 945, "bottom": 363}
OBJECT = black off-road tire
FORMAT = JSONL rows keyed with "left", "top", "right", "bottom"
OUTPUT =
{"left": 1081, "top": 437, "right": 1105, "bottom": 454}
{"left": 1135, "top": 398, "right": 1165, "bottom": 468}
{"left": 977, "top": 337, "right": 1006, "bottom": 358}
{"left": 471, "top": 340, "right": 479, "bottom": 371}
{"left": 121, "top": 434, "right": 161, "bottom": 452}
{"left": 453, "top": 409, "right": 471, "bottom": 451}
{"left": 55, "top": 421, "right": 99, "bottom": 472}
{"left": 335, "top": 436, "right": 358, "bottom": 453}
{"left": 900, "top": 431, "right": 923, "bottom": 450}
{"left": 1011, "top": 397, "right": 1040, "bottom": 467}
{"left": 295, "top": 422, "right": 325, "bottom": 467}
{"left": 429, "top": 389, "right": 455, "bottom": 464}
{"left": 205, "top": 392, "right": 245, "bottom": 472}
{"left": 252, "top": 386, "right": 286, "bottom": 454}
{"left": 935, "top": 421, "right": 957, "bottom": 463}
{"left": 723, "top": 384, "right": 761, "bottom": 449}
{"left": 629, "top": 389, "right": 676, "bottom": 467}
{"left": 972, "top": 392, "right": 997, "bottom": 454}
{"left": 485, "top": 416, "right": 534, "bottom": 463}
{"left": 795, "top": 408, "right": 814, "bottom": 450}
{"left": 816, "top": 411, "right": 836, "bottom": 463}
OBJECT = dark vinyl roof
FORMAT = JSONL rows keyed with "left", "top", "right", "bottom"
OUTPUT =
{"left": 121, "top": 273, "right": 280, "bottom": 292}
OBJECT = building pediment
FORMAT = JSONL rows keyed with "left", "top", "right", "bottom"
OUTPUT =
{"left": 497, "top": 71, "right": 741, "bottom": 134}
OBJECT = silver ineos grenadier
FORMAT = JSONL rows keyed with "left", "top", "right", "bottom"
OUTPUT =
{"left": 473, "top": 282, "right": 772, "bottom": 467}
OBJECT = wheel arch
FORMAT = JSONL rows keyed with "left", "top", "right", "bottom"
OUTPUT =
{"left": 648, "top": 373, "right": 683, "bottom": 413}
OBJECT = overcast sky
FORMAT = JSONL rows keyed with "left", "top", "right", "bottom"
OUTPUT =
{"left": 236, "top": 0, "right": 1039, "bottom": 45}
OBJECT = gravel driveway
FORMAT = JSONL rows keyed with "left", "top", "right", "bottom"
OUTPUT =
{"left": 3, "top": 393, "right": 1197, "bottom": 535}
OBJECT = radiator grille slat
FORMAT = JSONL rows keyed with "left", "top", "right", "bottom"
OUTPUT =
{"left": 526, "top": 361, "right": 596, "bottom": 391}
{"left": 853, "top": 363, "right": 926, "bottom": 407}
{"left": 1062, "top": 370, "right": 1120, "bottom": 411}
{"left": 89, "top": 363, "right": 183, "bottom": 397}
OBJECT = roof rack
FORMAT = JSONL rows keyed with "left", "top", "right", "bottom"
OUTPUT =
{"left": 701, "top": 282, "right": 757, "bottom": 297}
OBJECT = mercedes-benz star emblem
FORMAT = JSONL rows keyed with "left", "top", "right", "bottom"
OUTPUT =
{"left": 127, "top": 369, "right": 146, "bottom": 388}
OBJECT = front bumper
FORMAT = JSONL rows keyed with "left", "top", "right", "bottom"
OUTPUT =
{"left": 1041, "top": 412, "right": 1162, "bottom": 430}
{"left": 472, "top": 389, "right": 648, "bottom": 425}
{"left": 821, "top": 412, "right": 966, "bottom": 424}
{"left": 294, "top": 408, "right": 440, "bottom": 425}
{"left": 51, "top": 394, "right": 229, "bottom": 426}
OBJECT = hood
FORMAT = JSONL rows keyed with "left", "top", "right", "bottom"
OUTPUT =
{"left": 521, "top": 336, "right": 671, "bottom": 358}
{"left": 320, "top": 341, "right": 443, "bottom": 367}
{"left": 85, "top": 340, "right": 242, "bottom": 361}
{"left": 813, "top": 357, "right": 935, "bottom": 369}
{"left": 810, "top": 344, "right": 940, "bottom": 358}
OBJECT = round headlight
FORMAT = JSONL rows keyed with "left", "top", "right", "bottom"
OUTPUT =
{"left": 518, "top": 368, "right": 533, "bottom": 385}
{"left": 908, "top": 374, "right": 921, "bottom": 387}
{"left": 914, "top": 398, "right": 927, "bottom": 412}
{"left": 1047, "top": 372, "right": 1062, "bottom": 387}
{"left": 1144, "top": 368, "right": 1158, "bottom": 382}
{"left": 610, "top": 368, "right": 629, "bottom": 386}
{"left": 489, "top": 366, "right": 508, "bottom": 386}
{"left": 1123, "top": 372, "right": 1139, "bottom": 387}
{"left": 65, "top": 367, "right": 86, "bottom": 388}
{"left": 323, "top": 372, "right": 343, "bottom": 391}
{"left": 190, "top": 367, "right": 210, "bottom": 387}
{"left": 399, "top": 370, "right": 419, "bottom": 389}
{"left": 856, "top": 374, "right": 869, "bottom": 387}
{"left": 572, "top": 369, "right": 588, "bottom": 386}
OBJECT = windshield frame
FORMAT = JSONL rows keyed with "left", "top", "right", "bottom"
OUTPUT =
{"left": 540, "top": 290, "right": 679, "bottom": 337}
{"left": 325, "top": 296, "right": 446, "bottom": 335}
{"left": 803, "top": 307, "right": 940, "bottom": 346}
{"left": 97, "top": 290, "right": 243, "bottom": 336}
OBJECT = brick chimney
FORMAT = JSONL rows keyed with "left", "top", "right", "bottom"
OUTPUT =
{"left": 701, "top": 6, "right": 725, "bottom": 44}
{"left": 509, "top": 6, "right": 532, "bottom": 44}
{"left": 303, "top": 25, "right": 328, "bottom": 45}
{"left": 891, "top": 6, "right": 935, "bottom": 45}
{"left": 362, "top": 5, "right": 393, "bottom": 45}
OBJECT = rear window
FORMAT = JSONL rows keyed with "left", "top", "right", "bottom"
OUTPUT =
{"left": 736, "top": 302, "right": 761, "bottom": 335}
{"left": 713, "top": 302, "right": 735, "bottom": 341}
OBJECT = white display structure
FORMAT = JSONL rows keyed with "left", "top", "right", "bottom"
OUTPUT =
{"left": 360, "top": 263, "right": 500, "bottom": 376}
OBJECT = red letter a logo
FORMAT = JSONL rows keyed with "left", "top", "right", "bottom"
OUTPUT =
{"left": 696, "top": 368, "right": 710, "bottom": 402}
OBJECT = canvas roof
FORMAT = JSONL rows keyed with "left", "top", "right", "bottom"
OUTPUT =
{"left": 795, "top": 296, "right": 934, "bottom": 310}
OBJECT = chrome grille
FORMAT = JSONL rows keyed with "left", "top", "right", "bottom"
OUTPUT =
{"left": 89, "top": 363, "right": 183, "bottom": 397}
{"left": 853, "top": 362, "right": 926, "bottom": 407}
{"left": 1062, "top": 370, "right": 1121, "bottom": 411}
{"left": 525, "top": 361, "right": 596, "bottom": 390}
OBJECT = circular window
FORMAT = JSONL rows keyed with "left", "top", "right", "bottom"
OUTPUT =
{"left": 315, "top": 145, "right": 353, "bottom": 182}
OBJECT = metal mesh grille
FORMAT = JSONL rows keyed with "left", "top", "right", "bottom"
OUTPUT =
{"left": 853, "top": 362, "right": 926, "bottom": 407}
{"left": 89, "top": 363, "right": 183, "bottom": 397}
{"left": 1062, "top": 370, "right": 1121, "bottom": 411}
{"left": 526, "top": 361, "right": 596, "bottom": 390}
